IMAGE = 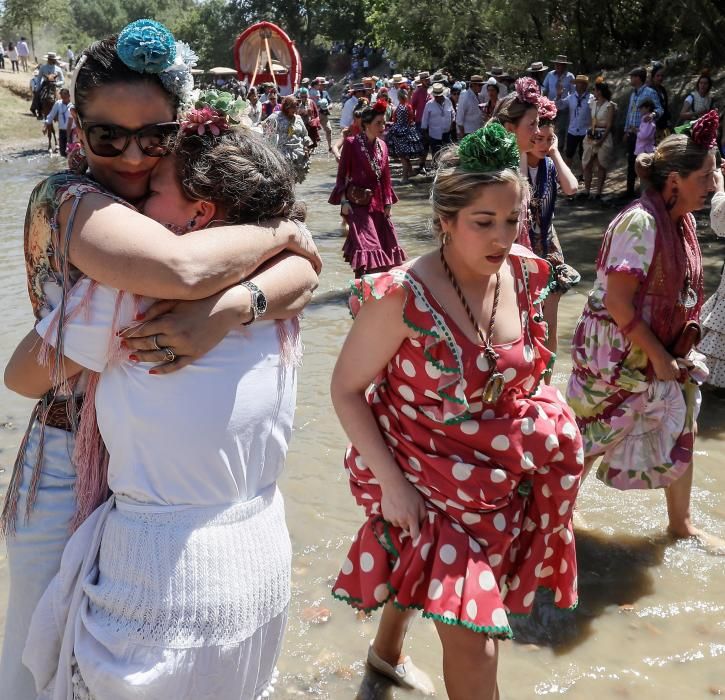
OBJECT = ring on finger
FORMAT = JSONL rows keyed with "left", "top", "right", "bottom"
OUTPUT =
{"left": 152, "top": 334, "right": 161, "bottom": 351}
{"left": 163, "top": 347, "right": 176, "bottom": 362}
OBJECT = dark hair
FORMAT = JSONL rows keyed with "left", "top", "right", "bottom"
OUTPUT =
{"left": 353, "top": 98, "right": 368, "bottom": 120}
{"left": 629, "top": 67, "right": 647, "bottom": 83}
{"left": 73, "top": 36, "right": 178, "bottom": 118}
{"left": 594, "top": 81, "right": 612, "bottom": 100}
{"left": 650, "top": 62, "right": 664, "bottom": 80}
{"left": 639, "top": 98, "right": 655, "bottom": 112}
{"left": 696, "top": 73, "right": 712, "bottom": 93}
{"left": 635, "top": 134, "right": 712, "bottom": 192}
{"left": 172, "top": 128, "right": 305, "bottom": 224}
{"left": 361, "top": 104, "right": 385, "bottom": 126}
{"left": 487, "top": 83, "right": 500, "bottom": 95}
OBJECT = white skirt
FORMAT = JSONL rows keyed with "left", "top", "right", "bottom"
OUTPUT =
{"left": 24, "top": 486, "right": 291, "bottom": 700}
{"left": 699, "top": 271, "right": 725, "bottom": 388}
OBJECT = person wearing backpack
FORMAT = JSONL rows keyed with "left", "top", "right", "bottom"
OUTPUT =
{"left": 679, "top": 73, "right": 716, "bottom": 123}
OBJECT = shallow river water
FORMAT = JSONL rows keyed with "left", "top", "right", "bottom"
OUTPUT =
{"left": 0, "top": 147, "right": 724, "bottom": 699}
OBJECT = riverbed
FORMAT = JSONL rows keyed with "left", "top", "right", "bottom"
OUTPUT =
{"left": 0, "top": 147, "right": 723, "bottom": 698}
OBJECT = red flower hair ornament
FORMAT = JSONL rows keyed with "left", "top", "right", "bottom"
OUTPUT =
{"left": 675, "top": 109, "right": 719, "bottom": 149}
{"left": 372, "top": 99, "right": 388, "bottom": 114}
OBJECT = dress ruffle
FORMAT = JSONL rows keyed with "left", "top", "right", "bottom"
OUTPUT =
{"left": 699, "top": 280, "right": 725, "bottom": 387}
{"left": 337, "top": 251, "right": 581, "bottom": 637}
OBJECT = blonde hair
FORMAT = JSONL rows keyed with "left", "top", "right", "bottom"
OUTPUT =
{"left": 430, "top": 145, "right": 525, "bottom": 240}
{"left": 635, "top": 134, "right": 713, "bottom": 192}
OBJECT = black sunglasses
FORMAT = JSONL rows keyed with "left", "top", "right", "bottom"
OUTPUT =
{"left": 79, "top": 120, "right": 179, "bottom": 158}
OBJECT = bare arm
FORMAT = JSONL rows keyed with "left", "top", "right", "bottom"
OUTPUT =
{"left": 549, "top": 140, "right": 578, "bottom": 195}
{"left": 605, "top": 272, "right": 679, "bottom": 380}
{"left": 63, "top": 194, "right": 320, "bottom": 301}
{"left": 330, "top": 288, "right": 426, "bottom": 538}
{"left": 4, "top": 330, "right": 82, "bottom": 399}
{"left": 120, "top": 252, "right": 318, "bottom": 373}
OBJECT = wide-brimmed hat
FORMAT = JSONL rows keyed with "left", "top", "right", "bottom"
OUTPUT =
{"left": 527, "top": 60, "right": 548, "bottom": 73}
{"left": 352, "top": 82, "right": 367, "bottom": 92}
{"left": 487, "top": 66, "right": 510, "bottom": 78}
{"left": 301, "top": 77, "right": 310, "bottom": 85}
{"left": 362, "top": 76, "right": 375, "bottom": 84}
{"left": 391, "top": 73, "right": 404, "bottom": 83}
{"left": 46, "top": 52, "right": 57, "bottom": 60}
{"left": 431, "top": 72, "right": 446, "bottom": 83}
{"left": 313, "top": 76, "right": 328, "bottom": 86}
{"left": 551, "top": 54, "right": 572, "bottom": 65}
{"left": 431, "top": 82, "right": 445, "bottom": 96}
{"left": 469, "top": 74, "right": 485, "bottom": 84}
{"left": 574, "top": 74, "right": 590, "bottom": 84}
{"left": 419, "top": 71, "right": 430, "bottom": 80}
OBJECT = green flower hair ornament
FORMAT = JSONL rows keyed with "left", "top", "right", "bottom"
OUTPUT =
{"left": 458, "top": 122, "right": 520, "bottom": 173}
{"left": 194, "top": 89, "right": 247, "bottom": 123}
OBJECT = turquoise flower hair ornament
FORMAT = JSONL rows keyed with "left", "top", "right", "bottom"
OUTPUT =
{"left": 458, "top": 122, "right": 520, "bottom": 173}
{"left": 117, "top": 19, "right": 198, "bottom": 105}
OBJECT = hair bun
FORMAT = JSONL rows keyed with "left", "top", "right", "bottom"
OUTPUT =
{"left": 635, "top": 152, "right": 655, "bottom": 181}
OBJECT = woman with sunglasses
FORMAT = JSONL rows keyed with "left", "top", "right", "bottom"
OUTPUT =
{"left": 0, "top": 21, "right": 319, "bottom": 699}
{"left": 7, "top": 96, "right": 305, "bottom": 700}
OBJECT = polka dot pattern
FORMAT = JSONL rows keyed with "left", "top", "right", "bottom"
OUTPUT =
{"left": 335, "top": 258, "right": 583, "bottom": 636}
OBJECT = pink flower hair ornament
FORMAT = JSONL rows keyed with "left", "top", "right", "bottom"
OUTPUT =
{"left": 537, "top": 96, "right": 557, "bottom": 122}
{"left": 515, "top": 77, "right": 541, "bottom": 107}
{"left": 181, "top": 106, "right": 230, "bottom": 136}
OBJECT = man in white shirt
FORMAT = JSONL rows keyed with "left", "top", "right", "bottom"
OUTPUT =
{"left": 17, "top": 37, "right": 29, "bottom": 71}
{"left": 421, "top": 83, "right": 454, "bottom": 159}
{"left": 246, "top": 87, "right": 262, "bottom": 127}
{"left": 456, "top": 74, "right": 485, "bottom": 138}
{"left": 340, "top": 83, "right": 369, "bottom": 129}
{"left": 44, "top": 88, "right": 71, "bottom": 156}
{"left": 66, "top": 45, "right": 75, "bottom": 70}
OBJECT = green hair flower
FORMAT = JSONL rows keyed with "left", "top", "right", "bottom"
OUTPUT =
{"left": 458, "top": 122, "right": 520, "bottom": 173}
{"left": 195, "top": 89, "right": 247, "bottom": 123}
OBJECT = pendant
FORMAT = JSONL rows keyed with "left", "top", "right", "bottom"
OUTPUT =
{"left": 482, "top": 370, "right": 505, "bottom": 404}
{"left": 681, "top": 286, "right": 698, "bottom": 309}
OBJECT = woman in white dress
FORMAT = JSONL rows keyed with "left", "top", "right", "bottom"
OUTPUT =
{"left": 5, "top": 109, "right": 306, "bottom": 699}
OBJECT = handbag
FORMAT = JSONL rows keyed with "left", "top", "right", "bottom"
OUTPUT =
{"left": 668, "top": 320, "right": 701, "bottom": 358}
{"left": 346, "top": 184, "right": 373, "bottom": 206}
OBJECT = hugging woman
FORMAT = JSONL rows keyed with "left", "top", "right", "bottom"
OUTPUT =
{"left": 0, "top": 20, "right": 319, "bottom": 699}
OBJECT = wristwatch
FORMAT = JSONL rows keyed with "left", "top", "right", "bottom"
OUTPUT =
{"left": 239, "top": 281, "right": 268, "bottom": 326}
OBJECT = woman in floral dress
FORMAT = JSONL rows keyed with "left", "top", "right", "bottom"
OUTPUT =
{"left": 567, "top": 112, "right": 720, "bottom": 543}
{"left": 329, "top": 101, "right": 406, "bottom": 277}
{"left": 387, "top": 89, "right": 424, "bottom": 182}
{"left": 699, "top": 166, "right": 725, "bottom": 391}
{"left": 330, "top": 123, "right": 582, "bottom": 698}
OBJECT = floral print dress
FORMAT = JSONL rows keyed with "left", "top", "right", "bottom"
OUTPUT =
{"left": 332, "top": 246, "right": 582, "bottom": 639}
{"left": 566, "top": 208, "right": 707, "bottom": 490}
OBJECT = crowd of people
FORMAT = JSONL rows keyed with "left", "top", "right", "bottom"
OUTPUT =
{"left": 0, "top": 19, "right": 724, "bottom": 700}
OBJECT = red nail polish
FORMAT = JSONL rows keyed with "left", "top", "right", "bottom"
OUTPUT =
{"left": 135, "top": 312, "right": 145, "bottom": 321}
{"left": 120, "top": 340, "right": 127, "bottom": 348}
{"left": 149, "top": 369, "right": 158, "bottom": 375}
{"left": 129, "top": 354, "right": 139, "bottom": 362}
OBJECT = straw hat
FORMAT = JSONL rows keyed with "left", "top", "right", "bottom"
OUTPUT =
{"left": 431, "top": 83, "right": 445, "bottom": 96}
{"left": 419, "top": 71, "right": 430, "bottom": 80}
{"left": 469, "top": 74, "right": 485, "bottom": 84}
{"left": 391, "top": 73, "right": 404, "bottom": 83}
{"left": 574, "top": 74, "right": 590, "bottom": 84}
{"left": 487, "top": 66, "right": 510, "bottom": 79}
{"left": 526, "top": 60, "right": 548, "bottom": 73}
{"left": 551, "top": 54, "right": 572, "bottom": 65}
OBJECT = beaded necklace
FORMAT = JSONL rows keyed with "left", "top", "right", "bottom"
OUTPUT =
{"left": 439, "top": 246, "right": 506, "bottom": 403}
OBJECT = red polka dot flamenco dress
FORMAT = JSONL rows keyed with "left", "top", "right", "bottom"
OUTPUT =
{"left": 332, "top": 245, "right": 583, "bottom": 638}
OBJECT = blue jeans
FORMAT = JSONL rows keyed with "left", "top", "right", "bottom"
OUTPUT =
{"left": 0, "top": 422, "right": 76, "bottom": 699}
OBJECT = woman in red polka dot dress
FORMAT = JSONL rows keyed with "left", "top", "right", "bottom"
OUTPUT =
{"left": 330, "top": 122, "right": 583, "bottom": 699}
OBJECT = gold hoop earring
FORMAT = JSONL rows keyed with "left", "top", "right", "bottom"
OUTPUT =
{"left": 441, "top": 230, "right": 451, "bottom": 245}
